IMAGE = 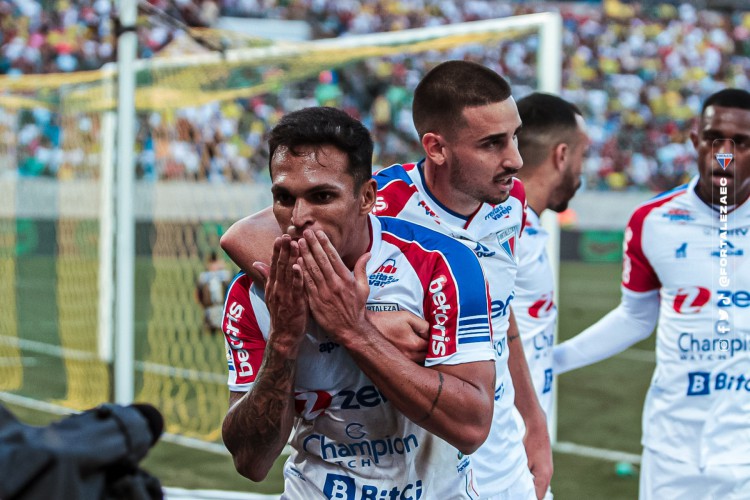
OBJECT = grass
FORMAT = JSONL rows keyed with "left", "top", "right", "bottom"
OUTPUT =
{"left": 3, "top": 260, "right": 653, "bottom": 498}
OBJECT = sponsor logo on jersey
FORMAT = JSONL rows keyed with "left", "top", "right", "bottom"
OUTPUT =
{"left": 374, "top": 196, "right": 388, "bottom": 213}
{"left": 678, "top": 333, "right": 750, "bottom": 360}
{"left": 417, "top": 200, "right": 438, "bottom": 220}
{"left": 727, "top": 228, "right": 749, "bottom": 237}
{"left": 484, "top": 204, "right": 513, "bottom": 220}
{"left": 472, "top": 241, "right": 496, "bottom": 258}
{"left": 323, "top": 474, "right": 423, "bottom": 500}
{"left": 524, "top": 220, "right": 539, "bottom": 236}
{"left": 673, "top": 287, "right": 750, "bottom": 314}
{"left": 320, "top": 341, "right": 340, "bottom": 354}
{"left": 662, "top": 208, "right": 695, "bottom": 222}
{"left": 307, "top": 433, "right": 420, "bottom": 466}
{"left": 675, "top": 242, "right": 687, "bottom": 258}
{"left": 717, "top": 289, "right": 750, "bottom": 308}
{"left": 336, "top": 385, "right": 388, "bottom": 410}
{"left": 456, "top": 451, "right": 471, "bottom": 474}
{"left": 543, "top": 369, "right": 553, "bottom": 394}
{"left": 687, "top": 371, "right": 750, "bottom": 396}
{"left": 494, "top": 382, "right": 505, "bottom": 401}
{"left": 491, "top": 292, "right": 515, "bottom": 320}
{"left": 533, "top": 331, "right": 554, "bottom": 353}
{"left": 294, "top": 385, "right": 389, "bottom": 420}
{"left": 529, "top": 293, "right": 555, "bottom": 319}
{"left": 365, "top": 303, "right": 400, "bottom": 312}
{"left": 673, "top": 287, "right": 711, "bottom": 314}
{"left": 224, "top": 300, "right": 255, "bottom": 381}
{"left": 369, "top": 259, "right": 399, "bottom": 288}
{"left": 703, "top": 228, "right": 749, "bottom": 237}
{"left": 496, "top": 226, "right": 519, "bottom": 259}
{"left": 428, "top": 275, "right": 452, "bottom": 357}
{"left": 295, "top": 390, "right": 334, "bottom": 420}
{"left": 711, "top": 240, "right": 744, "bottom": 257}
{"left": 345, "top": 423, "right": 366, "bottom": 439}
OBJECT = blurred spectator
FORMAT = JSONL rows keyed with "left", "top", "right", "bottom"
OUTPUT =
{"left": 1, "top": 0, "right": 748, "bottom": 191}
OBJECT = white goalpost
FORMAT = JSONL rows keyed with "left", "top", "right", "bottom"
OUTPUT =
{"left": 0, "top": 10, "right": 563, "bottom": 454}
{"left": 110, "top": 9, "right": 564, "bottom": 435}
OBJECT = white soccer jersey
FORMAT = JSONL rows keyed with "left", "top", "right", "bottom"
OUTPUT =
{"left": 623, "top": 175, "right": 750, "bottom": 467}
{"left": 223, "top": 215, "right": 495, "bottom": 499}
{"left": 373, "top": 161, "right": 529, "bottom": 492}
{"left": 513, "top": 209, "right": 556, "bottom": 417}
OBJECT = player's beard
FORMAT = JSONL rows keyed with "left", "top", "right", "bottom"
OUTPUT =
{"left": 550, "top": 165, "right": 581, "bottom": 213}
{"left": 449, "top": 155, "right": 510, "bottom": 206}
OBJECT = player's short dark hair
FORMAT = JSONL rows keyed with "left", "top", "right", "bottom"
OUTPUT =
{"left": 516, "top": 92, "right": 583, "bottom": 168}
{"left": 701, "top": 88, "right": 750, "bottom": 115}
{"left": 412, "top": 60, "right": 512, "bottom": 139}
{"left": 268, "top": 107, "right": 374, "bottom": 190}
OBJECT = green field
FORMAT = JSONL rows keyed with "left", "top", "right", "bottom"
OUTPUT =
{"left": 3, "top": 260, "right": 654, "bottom": 499}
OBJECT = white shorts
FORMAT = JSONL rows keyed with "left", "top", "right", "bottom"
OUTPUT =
{"left": 483, "top": 466, "right": 537, "bottom": 500}
{"left": 640, "top": 447, "right": 750, "bottom": 500}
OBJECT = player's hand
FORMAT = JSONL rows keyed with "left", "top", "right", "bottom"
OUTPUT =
{"left": 523, "top": 417, "right": 553, "bottom": 499}
{"left": 297, "top": 229, "right": 370, "bottom": 344}
{"left": 367, "top": 310, "right": 429, "bottom": 364}
{"left": 254, "top": 235, "right": 308, "bottom": 354}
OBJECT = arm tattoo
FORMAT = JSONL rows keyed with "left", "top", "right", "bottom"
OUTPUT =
{"left": 508, "top": 333, "right": 520, "bottom": 343}
{"left": 415, "top": 372, "right": 444, "bottom": 424}
{"left": 228, "top": 350, "right": 296, "bottom": 449}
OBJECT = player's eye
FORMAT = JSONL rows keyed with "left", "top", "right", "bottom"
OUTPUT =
{"left": 274, "top": 193, "right": 294, "bottom": 205}
{"left": 313, "top": 192, "right": 334, "bottom": 203}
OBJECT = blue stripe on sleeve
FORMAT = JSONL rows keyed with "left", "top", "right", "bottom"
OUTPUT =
{"left": 379, "top": 216, "right": 491, "bottom": 332}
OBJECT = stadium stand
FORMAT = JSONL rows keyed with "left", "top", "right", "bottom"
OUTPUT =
{"left": 0, "top": 0, "right": 748, "bottom": 190}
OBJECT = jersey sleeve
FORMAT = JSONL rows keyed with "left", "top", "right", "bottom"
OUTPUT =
{"left": 622, "top": 205, "right": 661, "bottom": 292}
{"left": 372, "top": 164, "right": 419, "bottom": 217}
{"left": 222, "top": 272, "right": 267, "bottom": 392}
{"left": 510, "top": 178, "right": 527, "bottom": 237}
{"left": 419, "top": 243, "right": 495, "bottom": 367}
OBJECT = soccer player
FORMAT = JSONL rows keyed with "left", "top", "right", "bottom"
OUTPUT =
{"left": 221, "top": 106, "right": 497, "bottom": 498}
{"left": 554, "top": 88, "right": 750, "bottom": 498}
{"left": 371, "top": 61, "right": 551, "bottom": 500}
{"left": 513, "top": 93, "right": 590, "bottom": 418}
{"left": 195, "top": 250, "right": 232, "bottom": 334}
{"left": 222, "top": 62, "right": 553, "bottom": 499}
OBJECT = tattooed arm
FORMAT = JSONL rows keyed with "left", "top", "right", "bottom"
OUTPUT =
{"left": 221, "top": 236, "right": 308, "bottom": 481}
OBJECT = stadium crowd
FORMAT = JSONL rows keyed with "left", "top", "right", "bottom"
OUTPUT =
{"left": 1, "top": 0, "right": 748, "bottom": 190}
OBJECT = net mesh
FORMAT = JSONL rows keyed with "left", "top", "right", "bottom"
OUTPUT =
{"left": 0, "top": 16, "right": 545, "bottom": 441}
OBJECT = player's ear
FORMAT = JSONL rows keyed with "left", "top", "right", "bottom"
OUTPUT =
{"left": 689, "top": 130, "right": 700, "bottom": 150}
{"left": 422, "top": 132, "right": 447, "bottom": 166}
{"left": 553, "top": 142, "right": 568, "bottom": 172}
{"left": 359, "top": 178, "right": 378, "bottom": 215}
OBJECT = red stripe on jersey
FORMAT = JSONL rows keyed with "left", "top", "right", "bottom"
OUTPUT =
{"left": 381, "top": 232, "right": 459, "bottom": 359}
{"left": 510, "top": 178, "right": 528, "bottom": 237}
{"left": 373, "top": 165, "right": 419, "bottom": 217}
{"left": 223, "top": 273, "right": 266, "bottom": 386}
{"left": 622, "top": 188, "right": 686, "bottom": 292}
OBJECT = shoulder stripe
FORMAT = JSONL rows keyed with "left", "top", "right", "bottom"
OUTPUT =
{"left": 373, "top": 164, "right": 419, "bottom": 217}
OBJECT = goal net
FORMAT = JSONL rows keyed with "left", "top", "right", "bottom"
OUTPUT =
{"left": 0, "top": 12, "right": 561, "bottom": 445}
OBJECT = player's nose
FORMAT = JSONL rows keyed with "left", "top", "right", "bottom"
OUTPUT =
{"left": 290, "top": 199, "right": 315, "bottom": 229}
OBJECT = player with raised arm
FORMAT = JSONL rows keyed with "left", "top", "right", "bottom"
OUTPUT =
{"left": 221, "top": 107, "right": 496, "bottom": 498}
{"left": 371, "top": 61, "right": 552, "bottom": 500}
{"left": 554, "top": 88, "right": 750, "bottom": 498}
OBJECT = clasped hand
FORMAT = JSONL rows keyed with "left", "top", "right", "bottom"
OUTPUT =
{"left": 295, "top": 229, "right": 371, "bottom": 345}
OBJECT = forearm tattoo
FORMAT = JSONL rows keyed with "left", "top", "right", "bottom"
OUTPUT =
{"left": 229, "top": 350, "right": 296, "bottom": 449}
{"left": 415, "top": 371, "right": 444, "bottom": 423}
